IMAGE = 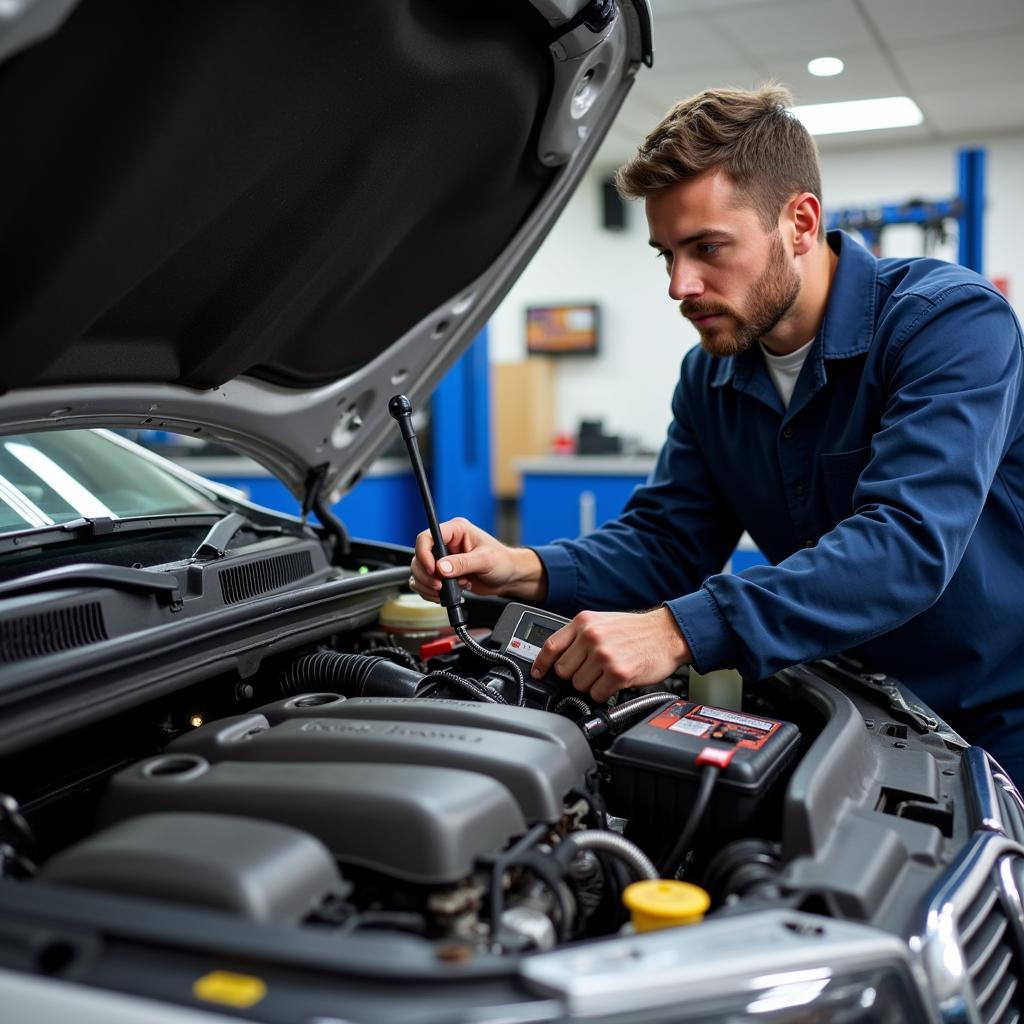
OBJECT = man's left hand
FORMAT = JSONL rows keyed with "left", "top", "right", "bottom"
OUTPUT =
{"left": 531, "top": 607, "right": 691, "bottom": 702}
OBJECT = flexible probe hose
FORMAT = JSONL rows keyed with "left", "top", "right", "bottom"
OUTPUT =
{"left": 579, "top": 692, "right": 677, "bottom": 739}
{"left": 558, "top": 830, "right": 658, "bottom": 881}
{"left": 454, "top": 625, "right": 526, "bottom": 706}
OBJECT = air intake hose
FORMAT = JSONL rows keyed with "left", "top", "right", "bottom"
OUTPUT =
{"left": 281, "top": 651, "right": 425, "bottom": 699}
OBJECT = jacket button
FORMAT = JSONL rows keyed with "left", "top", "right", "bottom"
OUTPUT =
{"left": 782, "top": 426, "right": 795, "bottom": 439}
{"left": 803, "top": 539, "right": 815, "bottom": 548}
{"left": 794, "top": 483, "right": 805, "bottom": 496}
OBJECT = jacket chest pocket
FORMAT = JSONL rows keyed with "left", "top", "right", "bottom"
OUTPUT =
{"left": 819, "top": 445, "right": 871, "bottom": 524}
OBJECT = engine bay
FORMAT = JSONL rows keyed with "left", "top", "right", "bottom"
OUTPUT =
{"left": 0, "top": 579, "right": 980, "bottom": 971}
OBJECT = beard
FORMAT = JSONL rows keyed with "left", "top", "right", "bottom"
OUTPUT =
{"left": 681, "top": 232, "right": 800, "bottom": 358}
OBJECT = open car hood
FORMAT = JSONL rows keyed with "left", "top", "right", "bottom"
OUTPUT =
{"left": 0, "top": 0, "right": 652, "bottom": 503}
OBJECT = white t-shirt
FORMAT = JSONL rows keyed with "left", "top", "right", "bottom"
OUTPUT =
{"left": 760, "top": 337, "right": 815, "bottom": 409}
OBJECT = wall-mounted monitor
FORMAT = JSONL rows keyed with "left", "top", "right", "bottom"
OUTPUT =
{"left": 526, "top": 303, "right": 599, "bottom": 356}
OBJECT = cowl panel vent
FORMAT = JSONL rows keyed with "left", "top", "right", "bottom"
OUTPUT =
{"left": 0, "top": 602, "right": 107, "bottom": 663}
{"left": 219, "top": 551, "right": 314, "bottom": 605}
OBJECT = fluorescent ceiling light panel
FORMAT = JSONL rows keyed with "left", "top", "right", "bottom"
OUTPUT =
{"left": 791, "top": 96, "right": 923, "bottom": 136}
{"left": 807, "top": 57, "right": 844, "bottom": 77}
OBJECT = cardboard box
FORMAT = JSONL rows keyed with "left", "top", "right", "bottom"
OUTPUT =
{"left": 492, "top": 359, "right": 555, "bottom": 498}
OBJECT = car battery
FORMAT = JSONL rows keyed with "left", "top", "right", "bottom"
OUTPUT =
{"left": 604, "top": 700, "right": 800, "bottom": 840}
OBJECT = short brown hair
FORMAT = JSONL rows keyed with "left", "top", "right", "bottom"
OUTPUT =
{"left": 615, "top": 83, "right": 824, "bottom": 238}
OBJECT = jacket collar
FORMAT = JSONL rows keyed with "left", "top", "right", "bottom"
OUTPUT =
{"left": 710, "top": 229, "right": 878, "bottom": 393}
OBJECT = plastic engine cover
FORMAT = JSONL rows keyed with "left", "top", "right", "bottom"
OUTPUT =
{"left": 258, "top": 694, "right": 596, "bottom": 780}
{"left": 167, "top": 708, "right": 584, "bottom": 823}
{"left": 39, "top": 812, "right": 344, "bottom": 922}
{"left": 101, "top": 757, "right": 526, "bottom": 884}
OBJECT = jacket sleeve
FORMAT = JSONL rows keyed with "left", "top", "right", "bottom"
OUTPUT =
{"left": 668, "top": 283, "right": 1024, "bottom": 678}
{"left": 533, "top": 359, "right": 743, "bottom": 616}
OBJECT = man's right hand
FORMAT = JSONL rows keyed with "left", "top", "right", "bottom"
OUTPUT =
{"left": 410, "top": 517, "right": 547, "bottom": 604}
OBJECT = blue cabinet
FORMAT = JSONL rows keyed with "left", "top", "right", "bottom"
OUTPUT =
{"left": 518, "top": 456, "right": 768, "bottom": 573}
{"left": 519, "top": 459, "right": 651, "bottom": 545}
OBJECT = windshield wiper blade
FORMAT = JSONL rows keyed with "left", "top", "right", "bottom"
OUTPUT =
{"left": 0, "top": 563, "right": 183, "bottom": 610}
{"left": 192, "top": 511, "right": 284, "bottom": 561}
{"left": 0, "top": 513, "right": 227, "bottom": 557}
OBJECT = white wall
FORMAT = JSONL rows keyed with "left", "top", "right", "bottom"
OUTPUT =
{"left": 489, "top": 131, "right": 1024, "bottom": 452}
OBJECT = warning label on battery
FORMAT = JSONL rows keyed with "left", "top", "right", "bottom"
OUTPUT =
{"left": 668, "top": 717, "right": 711, "bottom": 737}
{"left": 696, "top": 707, "right": 775, "bottom": 732}
{"left": 647, "top": 700, "right": 780, "bottom": 751}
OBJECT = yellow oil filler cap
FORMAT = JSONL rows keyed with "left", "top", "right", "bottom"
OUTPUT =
{"left": 623, "top": 880, "right": 710, "bottom": 932}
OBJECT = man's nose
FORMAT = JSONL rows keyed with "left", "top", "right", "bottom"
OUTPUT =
{"left": 668, "top": 260, "right": 703, "bottom": 301}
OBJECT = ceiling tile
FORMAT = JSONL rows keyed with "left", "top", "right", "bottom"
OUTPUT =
{"left": 651, "top": 0, "right": 818, "bottom": 13}
{"left": 712, "top": 0, "right": 876, "bottom": 59}
{"left": 649, "top": 16, "right": 752, "bottom": 70}
{"left": 766, "top": 48, "right": 904, "bottom": 104}
{"left": 858, "top": 0, "right": 1024, "bottom": 45}
{"left": 912, "top": 86, "right": 1024, "bottom": 137}
{"left": 891, "top": 31, "right": 1024, "bottom": 91}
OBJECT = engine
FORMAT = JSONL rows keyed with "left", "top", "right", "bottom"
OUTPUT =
{"left": 28, "top": 615, "right": 803, "bottom": 957}
{"left": 37, "top": 692, "right": 643, "bottom": 951}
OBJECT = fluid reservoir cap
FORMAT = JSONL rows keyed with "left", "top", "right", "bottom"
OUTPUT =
{"left": 623, "top": 880, "right": 710, "bottom": 932}
{"left": 379, "top": 593, "right": 452, "bottom": 633}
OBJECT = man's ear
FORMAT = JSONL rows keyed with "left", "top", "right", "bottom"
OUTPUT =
{"left": 787, "top": 192, "right": 822, "bottom": 255}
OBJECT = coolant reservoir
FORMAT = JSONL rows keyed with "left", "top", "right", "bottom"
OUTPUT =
{"left": 687, "top": 667, "right": 743, "bottom": 711}
{"left": 623, "top": 880, "right": 710, "bottom": 932}
{"left": 378, "top": 593, "right": 452, "bottom": 639}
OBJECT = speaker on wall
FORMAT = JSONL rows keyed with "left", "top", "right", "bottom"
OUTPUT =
{"left": 601, "top": 178, "right": 627, "bottom": 231}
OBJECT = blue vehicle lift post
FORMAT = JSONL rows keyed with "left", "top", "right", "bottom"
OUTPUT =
{"left": 826, "top": 147, "right": 985, "bottom": 274}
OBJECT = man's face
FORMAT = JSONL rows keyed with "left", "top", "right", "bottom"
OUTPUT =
{"left": 645, "top": 170, "right": 801, "bottom": 357}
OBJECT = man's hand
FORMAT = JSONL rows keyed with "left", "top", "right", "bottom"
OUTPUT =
{"left": 531, "top": 607, "right": 691, "bottom": 702}
{"left": 410, "top": 517, "right": 547, "bottom": 604}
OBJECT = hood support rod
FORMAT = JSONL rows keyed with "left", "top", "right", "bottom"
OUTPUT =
{"left": 302, "top": 463, "right": 351, "bottom": 563}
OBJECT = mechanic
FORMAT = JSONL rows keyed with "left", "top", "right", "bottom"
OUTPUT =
{"left": 411, "top": 84, "right": 1024, "bottom": 783}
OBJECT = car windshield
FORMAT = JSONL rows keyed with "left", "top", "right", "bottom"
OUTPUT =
{"left": 0, "top": 429, "right": 221, "bottom": 532}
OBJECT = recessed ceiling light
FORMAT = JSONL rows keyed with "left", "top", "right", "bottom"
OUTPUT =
{"left": 807, "top": 57, "right": 844, "bottom": 77}
{"left": 791, "top": 96, "right": 924, "bottom": 136}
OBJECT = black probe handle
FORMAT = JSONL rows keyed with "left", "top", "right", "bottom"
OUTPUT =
{"left": 388, "top": 395, "right": 467, "bottom": 624}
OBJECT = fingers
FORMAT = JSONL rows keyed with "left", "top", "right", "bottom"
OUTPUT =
{"left": 434, "top": 548, "right": 494, "bottom": 581}
{"left": 589, "top": 672, "right": 622, "bottom": 704}
{"left": 532, "top": 622, "right": 576, "bottom": 679}
{"left": 414, "top": 529, "right": 437, "bottom": 576}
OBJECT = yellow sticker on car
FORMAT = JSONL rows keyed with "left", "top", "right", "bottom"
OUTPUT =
{"left": 193, "top": 970, "right": 267, "bottom": 1008}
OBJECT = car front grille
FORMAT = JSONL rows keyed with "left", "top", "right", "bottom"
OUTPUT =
{"left": 959, "top": 864, "right": 1023, "bottom": 1024}
{"left": 218, "top": 550, "right": 314, "bottom": 605}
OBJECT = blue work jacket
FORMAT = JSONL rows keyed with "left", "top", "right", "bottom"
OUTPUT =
{"left": 535, "top": 230, "right": 1024, "bottom": 775}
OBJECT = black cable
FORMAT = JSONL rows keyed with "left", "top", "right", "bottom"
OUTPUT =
{"left": 416, "top": 670, "right": 507, "bottom": 705}
{"left": 454, "top": 625, "right": 526, "bottom": 706}
{"left": 368, "top": 645, "right": 425, "bottom": 673}
{"left": 660, "top": 764, "right": 720, "bottom": 878}
{"left": 516, "top": 850, "right": 574, "bottom": 943}
{"left": 487, "top": 824, "right": 549, "bottom": 943}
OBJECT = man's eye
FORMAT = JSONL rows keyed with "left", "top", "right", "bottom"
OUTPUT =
{"left": 698, "top": 243, "right": 721, "bottom": 256}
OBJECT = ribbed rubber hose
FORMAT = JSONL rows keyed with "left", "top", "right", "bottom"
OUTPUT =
{"left": 554, "top": 695, "right": 591, "bottom": 719}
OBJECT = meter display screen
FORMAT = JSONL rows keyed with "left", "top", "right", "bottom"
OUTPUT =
{"left": 524, "top": 622, "right": 556, "bottom": 647}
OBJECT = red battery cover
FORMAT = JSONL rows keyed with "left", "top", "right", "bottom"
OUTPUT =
{"left": 648, "top": 701, "right": 781, "bottom": 752}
